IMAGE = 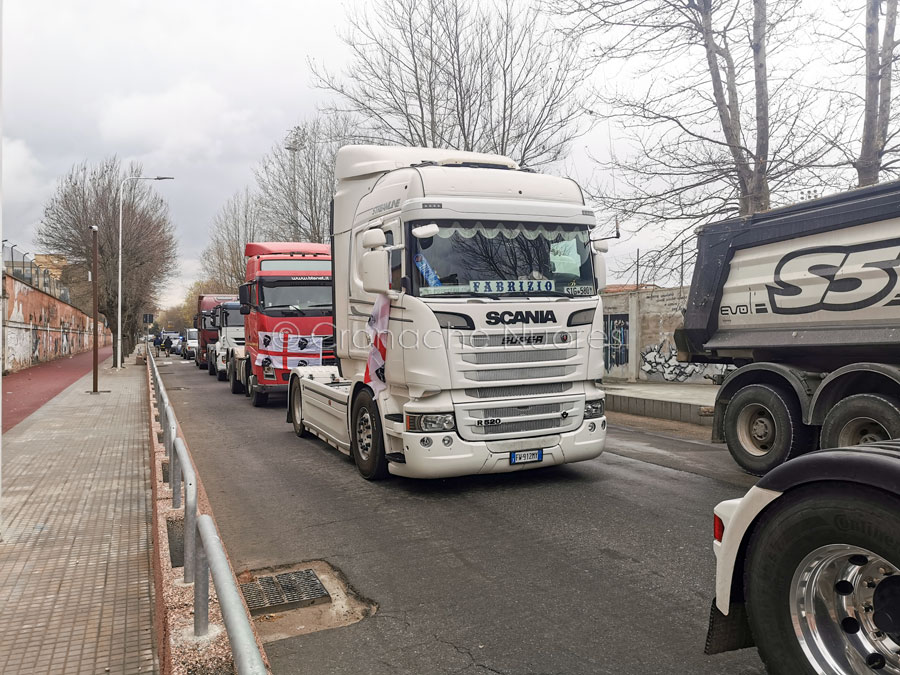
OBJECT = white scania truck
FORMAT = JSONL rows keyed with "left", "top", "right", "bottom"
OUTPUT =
{"left": 286, "top": 145, "right": 609, "bottom": 480}
{"left": 675, "top": 180, "right": 900, "bottom": 475}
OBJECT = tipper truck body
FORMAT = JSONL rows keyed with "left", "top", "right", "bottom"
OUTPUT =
{"left": 675, "top": 180, "right": 900, "bottom": 474}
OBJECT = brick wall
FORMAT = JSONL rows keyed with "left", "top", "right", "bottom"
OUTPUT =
{"left": 2, "top": 272, "right": 112, "bottom": 373}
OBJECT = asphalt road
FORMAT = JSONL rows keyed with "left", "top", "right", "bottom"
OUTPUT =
{"left": 159, "top": 357, "right": 766, "bottom": 675}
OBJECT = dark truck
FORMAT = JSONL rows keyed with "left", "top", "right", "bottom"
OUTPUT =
{"left": 675, "top": 180, "right": 900, "bottom": 474}
{"left": 194, "top": 294, "right": 237, "bottom": 370}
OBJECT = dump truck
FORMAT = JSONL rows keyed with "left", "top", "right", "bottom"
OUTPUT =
{"left": 675, "top": 180, "right": 900, "bottom": 475}
{"left": 285, "top": 145, "right": 609, "bottom": 480}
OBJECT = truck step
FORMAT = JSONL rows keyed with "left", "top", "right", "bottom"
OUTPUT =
{"left": 385, "top": 452, "right": 406, "bottom": 464}
{"left": 384, "top": 413, "right": 403, "bottom": 423}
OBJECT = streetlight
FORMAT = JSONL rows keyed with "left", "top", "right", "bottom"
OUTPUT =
{"left": 117, "top": 175, "right": 174, "bottom": 369}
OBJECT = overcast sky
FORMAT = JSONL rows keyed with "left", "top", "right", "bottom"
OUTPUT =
{"left": 2, "top": 1, "right": 644, "bottom": 308}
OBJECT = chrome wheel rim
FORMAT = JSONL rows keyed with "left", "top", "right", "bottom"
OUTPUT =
{"left": 356, "top": 408, "right": 373, "bottom": 461}
{"left": 736, "top": 403, "right": 777, "bottom": 456}
{"left": 839, "top": 417, "right": 891, "bottom": 446}
{"left": 790, "top": 543, "right": 900, "bottom": 674}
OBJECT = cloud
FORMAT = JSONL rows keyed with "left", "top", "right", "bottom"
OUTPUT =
{"left": 2, "top": 137, "right": 53, "bottom": 246}
{"left": 98, "top": 81, "right": 260, "bottom": 164}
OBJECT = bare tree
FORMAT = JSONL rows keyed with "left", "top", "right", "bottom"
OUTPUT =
{"left": 818, "top": 1, "right": 900, "bottom": 185}
{"left": 254, "top": 112, "right": 354, "bottom": 242}
{"left": 313, "top": 0, "right": 591, "bottom": 167}
{"left": 201, "top": 187, "right": 262, "bottom": 289}
{"left": 551, "top": 0, "right": 832, "bottom": 281}
{"left": 36, "top": 157, "right": 178, "bottom": 363}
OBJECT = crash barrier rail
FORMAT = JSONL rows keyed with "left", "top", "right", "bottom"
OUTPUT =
{"left": 148, "top": 351, "right": 267, "bottom": 674}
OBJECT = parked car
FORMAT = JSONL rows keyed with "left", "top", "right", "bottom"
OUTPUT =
{"left": 182, "top": 328, "right": 199, "bottom": 359}
{"left": 170, "top": 335, "right": 184, "bottom": 356}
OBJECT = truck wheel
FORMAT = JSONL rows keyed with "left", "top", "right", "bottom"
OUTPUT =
{"left": 207, "top": 357, "right": 216, "bottom": 376}
{"left": 724, "top": 384, "right": 811, "bottom": 475}
{"left": 289, "top": 379, "right": 309, "bottom": 438}
{"left": 249, "top": 375, "right": 268, "bottom": 407}
{"left": 820, "top": 394, "right": 900, "bottom": 449}
{"left": 744, "top": 484, "right": 900, "bottom": 675}
{"left": 229, "top": 362, "right": 244, "bottom": 394}
{"left": 350, "top": 389, "right": 389, "bottom": 480}
{"left": 217, "top": 363, "right": 227, "bottom": 381}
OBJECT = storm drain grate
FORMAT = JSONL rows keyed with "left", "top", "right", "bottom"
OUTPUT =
{"left": 240, "top": 569, "right": 330, "bottom": 615}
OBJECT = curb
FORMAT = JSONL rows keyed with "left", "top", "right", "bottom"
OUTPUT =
{"left": 605, "top": 393, "right": 714, "bottom": 427}
{"left": 145, "top": 356, "right": 271, "bottom": 674}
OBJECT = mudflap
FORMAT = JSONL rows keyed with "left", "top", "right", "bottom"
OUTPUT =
{"left": 704, "top": 598, "right": 755, "bottom": 655}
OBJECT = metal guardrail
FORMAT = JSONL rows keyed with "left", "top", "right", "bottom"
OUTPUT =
{"left": 148, "top": 351, "right": 267, "bottom": 674}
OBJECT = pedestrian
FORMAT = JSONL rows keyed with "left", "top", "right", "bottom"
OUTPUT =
{"left": 163, "top": 335, "right": 172, "bottom": 356}
{"left": 154, "top": 335, "right": 162, "bottom": 357}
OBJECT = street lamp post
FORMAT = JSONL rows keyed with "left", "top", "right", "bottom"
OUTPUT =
{"left": 117, "top": 175, "right": 173, "bottom": 369}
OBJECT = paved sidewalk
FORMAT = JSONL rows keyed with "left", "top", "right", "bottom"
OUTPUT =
{"left": 2, "top": 345, "right": 114, "bottom": 433}
{"left": 0, "top": 358, "right": 157, "bottom": 674}
{"left": 603, "top": 381, "right": 719, "bottom": 426}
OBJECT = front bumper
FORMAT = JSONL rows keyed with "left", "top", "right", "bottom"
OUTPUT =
{"left": 388, "top": 416, "right": 607, "bottom": 479}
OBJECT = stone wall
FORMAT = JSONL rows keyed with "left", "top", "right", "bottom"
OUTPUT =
{"left": 601, "top": 286, "right": 727, "bottom": 383}
{"left": 2, "top": 272, "right": 112, "bottom": 373}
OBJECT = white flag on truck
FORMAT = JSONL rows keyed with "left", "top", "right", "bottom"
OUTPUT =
{"left": 364, "top": 294, "right": 390, "bottom": 394}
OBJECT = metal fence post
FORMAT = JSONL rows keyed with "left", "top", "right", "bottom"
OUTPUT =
{"left": 166, "top": 404, "right": 176, "bottom": 460}
{"left": 194, "top": 526, "right": 209, "bottom": 636}
{"left": 172, "top": 441, "right": 182, "bottom": 509}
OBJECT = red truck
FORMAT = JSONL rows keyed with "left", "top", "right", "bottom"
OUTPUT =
{"left": 234, "top": 243, "right": 333, "bottom": 406}
{"left": 194, "top": 294, "right": 237, "bottom": 369}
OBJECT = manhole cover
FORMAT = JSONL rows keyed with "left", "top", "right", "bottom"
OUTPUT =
{"left": 240, "top": 569, "right": 330, "bottom": 615}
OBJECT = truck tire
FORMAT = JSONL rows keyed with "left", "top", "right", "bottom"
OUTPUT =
{"left": 229, "top": 361, "right": 244, "bottom": 394}
{"left": 217, "top": 362, "right": 227, "bottom": 381}
{"left": 724, "top": 384, "right": 812, "bottom": 475}
{"left": 820, "top": 394, "right": 900, "bottom": 449}
{"left": 350, "top": 389, "right": 389, "bottom": 480}
{"left": 249, "top": 375, "right": 268, "bottom": 407}
{"left": 743, "top": 484, "right": 900, "bottom": 675}
{"left": 289, "top": 378, "right": 308, "bottom": 438}
{"left": 208, "top": 356, "right": 216, "bottom": 376}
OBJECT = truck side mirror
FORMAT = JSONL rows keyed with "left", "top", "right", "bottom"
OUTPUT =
{"left": 361, "top": 249, "right": 390, "bottom": 294}
{"left": 593, "top": 252, "right": 607, "bottom": 291}
{"left": 240, "top": 304, "right": 250, "bottom": 315}
{"left": 362, "top": 229, "right": 387, "bottom": 250}
{"left": 238, "top": 284, "right": 250, "bottom": 305}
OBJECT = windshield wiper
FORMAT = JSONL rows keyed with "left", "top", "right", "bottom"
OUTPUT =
{"left": 305, "top": 303, "right": 334, "bottom": 308}
{"left": 264, "top": 304, "right": 306, "bottom": 315}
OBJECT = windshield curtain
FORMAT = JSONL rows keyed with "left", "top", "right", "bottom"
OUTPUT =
{"left": 258, "top": 280, "right": 333, "bottom": 316}
{"left": 410, "top": 219, "right": 595, "bottom": 297}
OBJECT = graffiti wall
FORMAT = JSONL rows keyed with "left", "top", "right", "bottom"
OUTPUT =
{"left": 3, "top": 273, "right": 111, "bottom": 373}
{"left": 602, "top": 286, "right": 728, "bottom": 383}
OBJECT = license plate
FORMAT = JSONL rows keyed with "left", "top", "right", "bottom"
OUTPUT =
{"left": 510, "top": 449, "right": 543, "bottom": 465}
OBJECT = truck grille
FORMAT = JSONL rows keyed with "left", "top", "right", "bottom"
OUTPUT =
{"left": 462, "top": 349, "right": 573, "bottom": 365}
{"left": 465, "top": 366, "right": 574, "bottom": 382}
{"left": 471, "top": 402, "right": 562, "bottom": 419}
{"left": 470, "top": 418, "right": 562, "bottom": 435}
{"left": 464, "top": 383, "right": 572, "bottom": 399}
{"left": 461, "top": 332, "right": 574, "bottom": 347}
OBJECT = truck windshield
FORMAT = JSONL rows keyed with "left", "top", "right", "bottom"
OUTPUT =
{"left": 221, "top": 308, "right": 243, "bottom": 327}
{"left": 187, "top": 329, "right": 198, "bottom": 340}
{"left": 410, "top": 219, "right": 595, "bottom": 297}
{"left": 259, "top": 281, "right": 332, "bottom": 316}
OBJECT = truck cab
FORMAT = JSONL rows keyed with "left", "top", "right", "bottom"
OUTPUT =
{"left": 195, "top": 294, "right": 236, "bottom": 369}
{"left": 235, "top": 243, "right": 334, "bottom": 407}
{"left": 208, "top": 301, "right": 244, "bottom": 381}
{"left": 287, "top": 145, "right": 609, "bottom": 480}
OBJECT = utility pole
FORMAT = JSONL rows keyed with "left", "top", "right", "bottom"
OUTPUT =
{"left": 91, "top": 225, "right": 99, "bottom": 393}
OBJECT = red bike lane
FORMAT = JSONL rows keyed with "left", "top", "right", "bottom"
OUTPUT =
{"left": 2, "top": 346, "right": 114, "bottom": 433}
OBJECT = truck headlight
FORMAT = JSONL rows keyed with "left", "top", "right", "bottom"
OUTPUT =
{"left": 406, "top": 413, "right": 456, "bottom": 432}
{"left": 584, "top": 399, "right": 605, "bottom": 419}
